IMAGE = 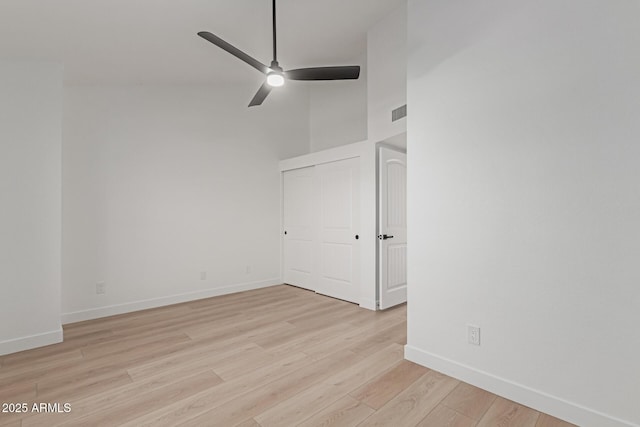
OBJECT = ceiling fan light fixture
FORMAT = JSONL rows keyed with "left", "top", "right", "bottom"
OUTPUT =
{"left": 266, "top": 72, "right": 285, "bottom": 87}
{"left": 198, "top": 0, "right": 360, "bottom": 106}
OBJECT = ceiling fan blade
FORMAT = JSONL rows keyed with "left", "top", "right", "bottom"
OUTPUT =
{"left": 249, "top": 82, "right": 272, "bottom": 107}
{"left": 198, "top": 31, "right": 270, "bottom": 74}
{"left": 285, "top": 66, "right": 360, "bottom": 81}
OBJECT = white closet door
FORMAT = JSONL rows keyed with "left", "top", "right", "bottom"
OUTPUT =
{"left": 315, "top": 157, "right": 360, "bottom": 303}
{"left": 283, "top": 166, "right": 316, "bottom": 291}
{"left": 378, "top": 147, "right": 407, "bottom": 309}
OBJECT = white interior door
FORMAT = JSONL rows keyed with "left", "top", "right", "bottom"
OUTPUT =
{"left": 378, "top": 147, "right": 407, "bottom": 309}
{"left": 283, "top": 166, "right": 316, "bottom": 291}
{"left": 315, "top": 158, "right": 360, "bottom": 303}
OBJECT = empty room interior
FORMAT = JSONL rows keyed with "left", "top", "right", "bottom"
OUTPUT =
{"left": 1, "top": 0, "right": 638, "bottom": 426}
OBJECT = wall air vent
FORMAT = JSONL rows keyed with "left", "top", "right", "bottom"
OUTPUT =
{"left": 391, "top": 104, "right": 407, "bottom": 122}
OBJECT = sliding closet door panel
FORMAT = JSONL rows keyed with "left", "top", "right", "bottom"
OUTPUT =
{"left": 283, "top": 166, "right": 316, "bottom": 290}
{"left": 315, "top": 157, "right": 360, "bottom": 303}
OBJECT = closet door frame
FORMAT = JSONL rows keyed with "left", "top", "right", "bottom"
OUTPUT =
{"left": 280, "top": 140, "right": 378, "bottom": 310}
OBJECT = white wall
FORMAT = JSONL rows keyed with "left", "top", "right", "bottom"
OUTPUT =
{"left": 405, "top": 1, "right": 640, "bottom": 426}
{"left": 308, "top": 1, "right": 408, "bottom": 151}
{"left": 62, "top": 84, "right": 310, "bottom": 322}
{"left": 309, "top": 55, "right": 368, "bottom": 152}
{"left": 367, "top": 2, "right": 407, "bottom": 143}
{"left": 0, "top": 62, "right": 63, "bottom": 355}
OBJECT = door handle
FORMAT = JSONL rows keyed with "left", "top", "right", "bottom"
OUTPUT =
{"left": 378, "top": 234, "right": 394, "bottom": 240}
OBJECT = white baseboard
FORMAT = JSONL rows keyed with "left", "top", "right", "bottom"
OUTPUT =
{"left": 0, "top": 328, "right": 63, "bottom": 356}
{"left": 61, "top": 278, "right": 282, "bottom": 324}
{"left": 404, "top": 345, "right": 638, "bottom": 427}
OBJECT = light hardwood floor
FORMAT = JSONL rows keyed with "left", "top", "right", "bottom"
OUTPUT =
{"left": 0, "top": 285, "right": 575, "bottom": 427}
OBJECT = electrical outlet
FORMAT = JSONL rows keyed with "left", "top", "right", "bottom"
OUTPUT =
{"left": 200, "top": 271, "right": 207, "bottom": 281}
{"left": 467, "top": 325, "right": 480, "bottom": 346}
{"left": 96, "top": 282, "right": 106, "bottom": 295}
{"left": 245, "top": 265, "right": 252, "bottom": 275}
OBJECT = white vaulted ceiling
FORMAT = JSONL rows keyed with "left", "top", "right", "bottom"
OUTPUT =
{"left": 0, "top": 0, "right": 404, "bottom": 85}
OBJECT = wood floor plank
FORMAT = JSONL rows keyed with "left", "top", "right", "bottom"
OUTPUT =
{"left": 262, "top": 322, "right": 350, "bottom": 357}
{"left": 126, "top": 339, "right": 236, "bottom": 380}
{"left": 184, "top": 310, "right": 298, "bottom": 341}
{"left": 1, "top": 333, "right": 192, "bottom": 394}
{"left": 0, "top": 412, "right": 29, "bottom": 427}
{"left": 36, "top": 369, "right": 133, "bottom": 402}
{"left": 80, "top": 330, "right": 192, "bottom": 360}
{"left": 349, "top": 359, "right": 428, "bottom": 410}
{"left": 59, "top": 328, "right": 115, "bottom": 345}
{"left": 255, "top": 343, "right": 403, "bottom": 427}
{"left": 184, "top": 285, "right": 301, "bottom": 311}
{"left": 346, "top": 321, "right": 407, "bottom": 356}
{"left": 346, "top": 304, "right": 406, "bottom": 328}
{"left": 250, "top": 322, "right": 312, "bottom": 349}
{"left": 62, "top": 304, "right": 192, "bottom": 337}
{"left": 477, "top": 397, "right": 540, "bottom": 427}
{"left": 177, "top": 350, "right": 362, "bottom": 427}
{"left": 0, "top": 285, "right": 576, "bottom": 427}
{"left": 286, "top": 304, "right": 358, "bottom": 330}
{"left": 0, "top": 350, "right": 84, "bottom": 382}
{"left": 119, "top": 352, "right": 315, "bottom": 427}
{"left": 235, "top": 418, "right": 262, "bottom": 427}
{"left": 0, "top": 347, "right": 85, "bottom": 370}
{"left": 416, "top": 405, "right": 477, "bottom": 427}
{"left": 126, "top": 341, "right": 260, "bottom": 382}
{"left": 358, "top": 370, "right": 459, "bottom": 426}
{"left": 300, "top": 319, "right": 404, "bottom": 360}
{"left": 61, "top": 371, "right": 222, "bottom": 426}
{"left": 211, "top": 344, "right": 278, "bottom": 381}
{"left": 185, "top": 318, "right": 297, "bottom": 354}
{"left": 22, "top": 371, "right": 222, "bottom": 427}
{"left": 105, "top": 310, "right": 247, "bottom": 343}
{"left": 35, "top": 335, "right": 193, "bottom": 400}
{"left": 441, "top": 382, "right": 497, "bottom": 421}
{"left": 27, "top": 371, "right": 209, "bottom": 426}
{"left": 536, "top": 413, "right": 577, "bottom": 427}
{"left": 0, "top": 381, "right": 36, "bottom": 402}
{"left": 297, "top": 395, "right": 375, "bottom": 427}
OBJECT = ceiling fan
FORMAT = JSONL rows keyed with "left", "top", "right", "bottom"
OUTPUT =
{"left": 198, "top": 0, "right": 360, "bottom": 107}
